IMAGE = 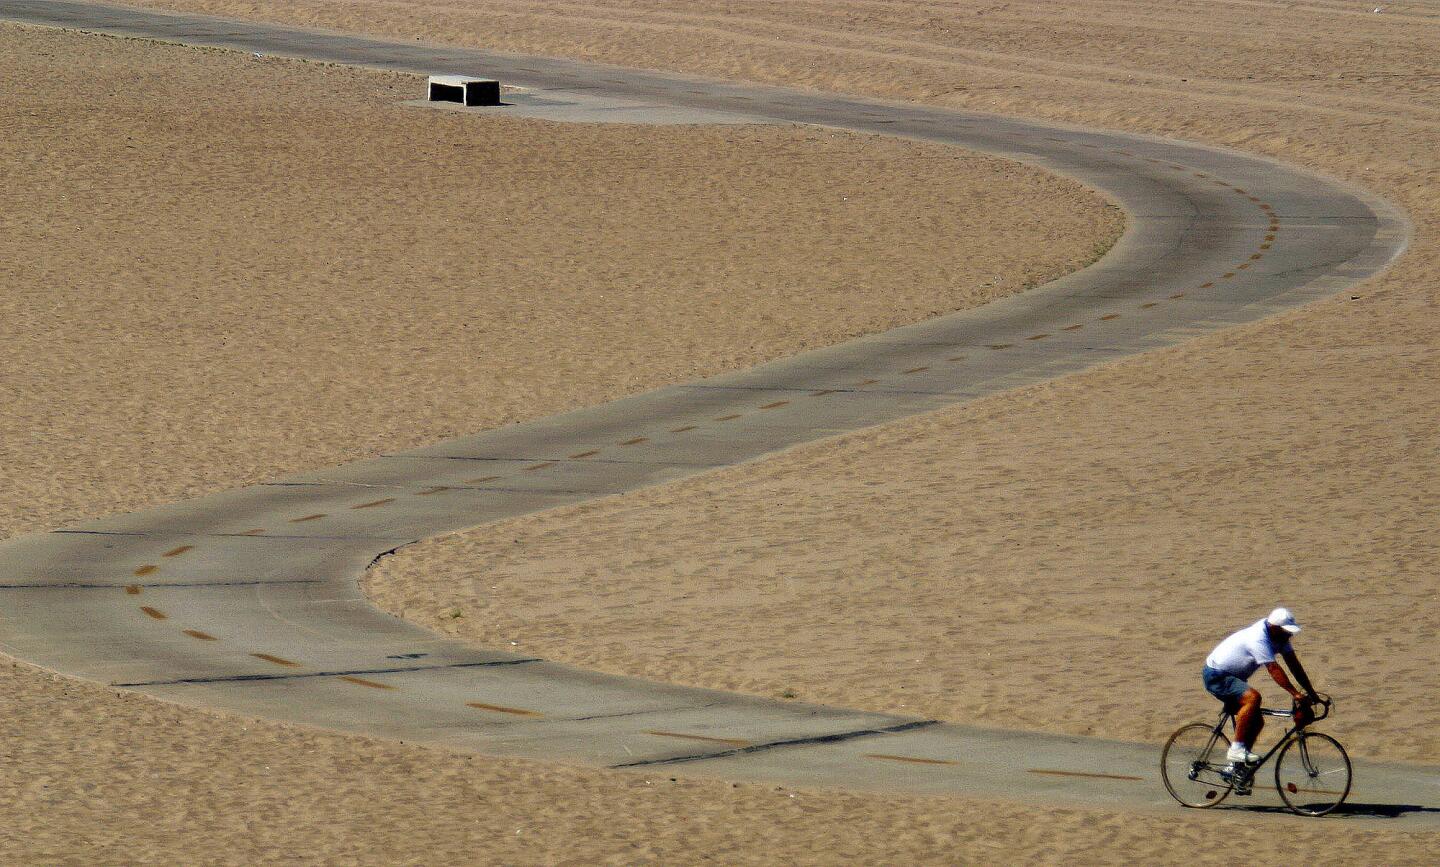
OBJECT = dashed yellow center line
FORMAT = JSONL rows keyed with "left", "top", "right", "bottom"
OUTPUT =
{"left": 759, "top": 400, "right": 791, "bottom": 409}
{"left": 620, "top": 437, "right": 649, "bottom": 446}
{"left": 1200, "top": 282, "right": 1215, "bottom": 289}
{"left": 352, "top": 498, "right": 396, "bottom": 509}
{"left": 237, "top": 528, "right": 266, "bottom": 536}
{"left": 1222, "top": 272, "right": 1237, "bottom": 279}
{"left": 251, "top": 653, "right": 299, "bottom": 667}
{"left": 1061, "top": 324, "right": 1084, "bottom": 332}
{"left": 125, "top": 585, "right": 142, "bottom": 595}
{"left": 1261, "top": 242, "right": 1273, "bottom": 249}
{"left": 1234, "top": 188, "right": 1248, "bottom": 195}
{"left": 714, "top": 414, "right": 742, "bottom": 421}
{"left": 902, "top": 366, "right": 930, "bottom": 373}
{"left": 523, "top": 462, "right": 557, "bottom": 472}
{"left": 1028, "top": 768, "right": 1144, "bottom": 782}
{"left": 466, "top": 475, "right": 502, "bottom": 484}
{"left": 183, "top": 629, "right": 218, "bottom": 641}
{"left": 290, "top": 513, "right": 327, "bottom": 523}
{"left": 1100, "top": 314, "right": 1121, "bottom": 321}
{"left": 645, "top": 730, "right": 752, "bottom": 747}
{"left": 569, "top": 450, "right": 600, "bottom": 459}
{"left": 670, "top": 425, "right": 698, "bottom": 433}
{"left": 865, "top": 754, "right": 960, "bottom": 766}
{"left": 134, "top": 564, "right": 158, "bottom": 577}
{"left": 339, "top": 675, "right": 394, "bottom": 690}
{"left": 852, "top": 379, "right": 880, "bottom": 386}
{"left": 163, "top": 545, "right": 193, "bottom": 558}
{"left": 1250, "top": 253, "right": 1264, "bottom": 260}
{"left": 1139, "top": 302, "right": 1158, "bottom": 309}
{"left": 140, "top": 606, "right": 167, "bottom": 620}
{"left": 1237, "top": 263, "right": 1251, "bottom": 270}
{"left": 467, "top": 701, "right": 544, "bottom": 717}
{"left": 415, "top": 486, "right": 451, "bottom": 496}
{"left": 988, "top": 343, "right": 1013, "bottom": 350}
{"left": 947, "top": 355, "right": 966, "bottom": 361}
{"left": 1026, "top": 334, "right": 1049, "bottom": 341}
{"left": 1169, "top": 292, "right": 1186, "bottom": 300}
{"left": 810, "top": 389, "right": 839, "bottom": 396}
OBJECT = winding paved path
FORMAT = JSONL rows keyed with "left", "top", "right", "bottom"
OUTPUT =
{"left": 3, "top": 0, "right": 1436, "bottom": 820}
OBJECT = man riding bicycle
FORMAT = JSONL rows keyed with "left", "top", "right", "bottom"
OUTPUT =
{"left": 1202, "top": 607, "right": 1317, "bottom": 764}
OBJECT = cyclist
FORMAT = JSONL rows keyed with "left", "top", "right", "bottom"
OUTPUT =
{"left": 1202, "top": 607, "right": 1316, "bottom": 765}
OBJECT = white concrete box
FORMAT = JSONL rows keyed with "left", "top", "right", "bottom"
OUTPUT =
{"left": 427, "top": 75, "right": 501, "bottom": 107}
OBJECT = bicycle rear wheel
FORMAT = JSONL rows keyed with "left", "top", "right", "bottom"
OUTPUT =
{"left": 1275, "top": 731, "right": 1351, "bottom": 816}
{"left": 1161, "top": 723, "right": 1233, "bottom": 808}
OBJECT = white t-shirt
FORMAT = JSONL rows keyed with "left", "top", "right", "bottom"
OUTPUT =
{"left": 1205, "top": 619, "right": 1293, "bottom": 679}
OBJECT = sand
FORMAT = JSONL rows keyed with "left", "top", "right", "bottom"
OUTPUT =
{"left": 0, "top": 22, "right": 1115, "bottom": 537}
{"left": 0, "top": 19, "right": 1172, "bottom": 867}
{"left": 4, "top": 0, "right": 1439, "bottom": 861}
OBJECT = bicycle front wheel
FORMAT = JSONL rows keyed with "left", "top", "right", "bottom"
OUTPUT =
{"left": 1275, "top": 731, "right": 1352, "bottom": 816}
{"left": 1161, "top": 723, "right": 1233, "bottom": 808}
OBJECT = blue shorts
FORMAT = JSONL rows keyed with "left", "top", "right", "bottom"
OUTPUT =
{"left": 1202, "top": 666, "right": 1251, "bottom": 712}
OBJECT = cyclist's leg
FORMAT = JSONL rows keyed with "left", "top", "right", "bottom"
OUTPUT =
{"left": 1234, "top": 688, "right": 1263, "bottom": 747}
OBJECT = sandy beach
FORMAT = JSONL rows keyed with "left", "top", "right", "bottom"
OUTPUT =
{"left": 3, "top": 0, "right": 1439, "bottom": 862}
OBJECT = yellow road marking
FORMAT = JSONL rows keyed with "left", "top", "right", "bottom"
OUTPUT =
{"left": 1026, "top": 334, "right": 1049, "bottom": 340}
{"left": 163, "top": 545, "right": 193, "bottom": 557}
{"left": 670, "top": 425, "right": 698, "bottom": 433}
{"left": 523, "top": 462, "right": 557, "bottom": 472}
{"left": 290, "top": 513, "right": 327, "bottom": 523}
{"left": 415, "top": 486, "right": 451, "bottom": 496}
{"left": 251, "top": 653, "right": 299, "bottom": 667}
{"left": 1100, "top": 314, "right": 1120, "bottom": 321}
{"left": 620, "top": 437, "right": 649, "bottom": 445}
{"left": 339, "top": 676, "right": 394, "bottom": 690}
{"left": 569, "top": 450, "right": 600, "bottom": 459}
{"left": 352, "top": 498, "right": 395, "bottom": 509}
{"left": 466, "top": 475, "right": 501, "bottom": 484}
{"left": 125, "top": 585, "right": 142, "bottom": 595}
{"left": 140, "top": 606, "right": 167, "bottom": 620}
{"left": 760, "top": 400, "right": 791, "bottom": 408}
{"left": 1062, "top": 325, "right": 1084, "bottom": 331}
{"left": 865, "top": 754, "right": 960, "bottom": 766}
{"left": 645, "top": 730, "right": 752, "bottom": 747}
{"left": 134, "top": 564, "right": 158, "bottom": 577}
{"left": 183, "top": 630, "right": 218, "bottom": 641}
{"left": 1028, "top": 768, "right": 1143, "bottom": 782}
{"left": 714, "top": 414, "right": 742, "bottom": 421}
{"left": 467, "top": 701, "right": 544, "bottom": 717}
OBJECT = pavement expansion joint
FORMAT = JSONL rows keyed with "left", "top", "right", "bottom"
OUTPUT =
{"left": 609, "top": 720, "right": 942, "bottom": 769}
{"left": 112, "top": 658, "right": 543, "bottom": 688}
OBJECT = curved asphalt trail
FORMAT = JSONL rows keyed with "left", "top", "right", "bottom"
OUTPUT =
{"left": 3, "top": 0, "right": 1436, "bottom": 821}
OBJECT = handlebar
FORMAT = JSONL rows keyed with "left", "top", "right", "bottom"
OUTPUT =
{"left": 1258, "top": 693, "right": 1332, "bottom": 724}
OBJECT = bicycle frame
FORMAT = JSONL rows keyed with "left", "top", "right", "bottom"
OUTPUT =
{"left": 1202, "top": 697, "right": 1332, "bottom": 782}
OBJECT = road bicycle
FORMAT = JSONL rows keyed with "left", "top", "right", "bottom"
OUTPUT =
{"left": 1161, "top": 693, "right": 1351, "bottom": 816}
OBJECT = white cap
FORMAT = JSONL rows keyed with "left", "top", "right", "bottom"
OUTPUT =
{"left": 1267, "top": 607, "right": 1302, "bottom": 634}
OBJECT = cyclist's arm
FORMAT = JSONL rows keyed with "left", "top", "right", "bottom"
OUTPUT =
{"left": 1280, "top": 650, "right": 1316, "bottom": 697}
{"left": 1265, "top": 660, "right": 1306, "bottom": 701}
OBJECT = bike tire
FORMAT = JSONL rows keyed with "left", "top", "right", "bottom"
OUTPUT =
{"left": 1161, "top": 723, "right": 1233, "bottom": 808}
{"left": 1274, "top": 731, "right": 1351, "bottom": 816}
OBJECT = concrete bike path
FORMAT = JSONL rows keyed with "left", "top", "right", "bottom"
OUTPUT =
{"left": 3, "top": 0, "right": 1437, "bottom": 821}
